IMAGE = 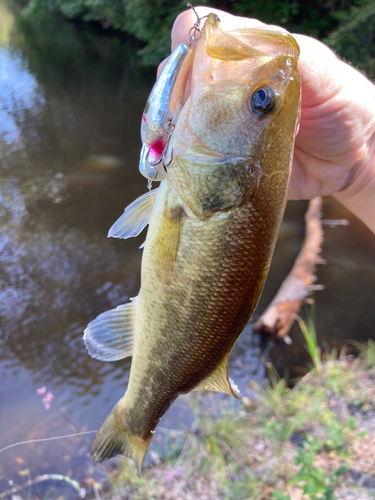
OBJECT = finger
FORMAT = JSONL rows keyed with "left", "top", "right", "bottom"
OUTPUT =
{"left": 157, "top": 57, "right": 170, "bottom": 79}
{"left": 292, "top": 34, "right": 341, "bottom": 107}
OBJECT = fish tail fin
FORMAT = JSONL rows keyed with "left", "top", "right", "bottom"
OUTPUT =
{"left": 91, "top": 400, "right": 152, "bottom": 474}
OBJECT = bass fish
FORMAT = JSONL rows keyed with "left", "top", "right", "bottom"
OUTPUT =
{"left": 84, "top": 13, "right": 301, "bottom": 473}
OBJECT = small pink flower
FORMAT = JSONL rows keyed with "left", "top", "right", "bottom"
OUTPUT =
{"left": 42, "top": 391, "right": 53, "bottom": 410}
{"left": 36, "top": 386, "right": 46, "bottom": 395}
{"left": 163, "top": 465, "right": 183, "bottom": 483}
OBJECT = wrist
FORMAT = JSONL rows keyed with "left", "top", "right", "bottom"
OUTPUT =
{"left": 334, "top": 130, "right": 375, "bottom": 234}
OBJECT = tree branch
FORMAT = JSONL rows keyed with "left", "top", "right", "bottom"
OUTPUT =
{"left": 253, "top": 197, "right": 324, "bottom": 340}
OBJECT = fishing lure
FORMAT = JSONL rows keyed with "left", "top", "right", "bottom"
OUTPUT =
{"left": 139, "top": 4, "right": 203, "bottom": 181}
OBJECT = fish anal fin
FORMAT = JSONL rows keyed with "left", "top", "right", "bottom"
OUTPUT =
{"left": 194, "top": 356, "right": 242, "bottom": 399}
{"left": 153, "top": 201, "right": 181, "bottom": 283}
{"left": 83, "top": 300, "right": 136, "bottom": 362}
{"left": 91, "top": 399, "right": 152, "bottom": 474}
{"left": 108, "top": 188, "right": 158, "bottom": 239}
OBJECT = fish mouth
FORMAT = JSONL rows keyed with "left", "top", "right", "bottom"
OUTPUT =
{"left": 203, "top": 13, "right": 300, "bottom": 61}
{"left": 223, "top": 29, "right": 300, "bottom": 59}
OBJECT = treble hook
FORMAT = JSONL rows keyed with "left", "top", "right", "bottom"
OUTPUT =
{"left": 162, "top": 135, "right": 174, "bottom": 172}
{"left": 145, "top": 147, "right": 163, "bottom": 167}
{"left": 144, "top": 5, "right": 204, "bottom": 177}
{"left": 145, "top": 118, "right": 174, "bottom": 173}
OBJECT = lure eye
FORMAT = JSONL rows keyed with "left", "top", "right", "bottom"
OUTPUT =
{"left": 250, "top": 86, "right": 278, "bottom": 114}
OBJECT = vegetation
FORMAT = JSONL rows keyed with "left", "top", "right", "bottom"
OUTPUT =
{"left": 2, "top": 343, "right": 374, "bottom": 499}
{"left": 1, "top": 309, "right": 375, "bottom": 498}
{"left": 97, "top": 329, "right": 375, "bottom": 500}
{"left": 21, "top": 0, "right": 375, "bottom": 77}
{"left": 21, "top": 0, "right": 209, "bottom": 65}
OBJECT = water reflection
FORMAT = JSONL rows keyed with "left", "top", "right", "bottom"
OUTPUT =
{"left": 0, "top": 49, "right": 45, "bottom": 147}
{"left": 0, "top": 3, "right": 155, "bottom": 495}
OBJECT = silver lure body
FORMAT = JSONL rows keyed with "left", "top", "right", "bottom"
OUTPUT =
{"left": 139, "top": 42, "right": 193, "bottom": 181}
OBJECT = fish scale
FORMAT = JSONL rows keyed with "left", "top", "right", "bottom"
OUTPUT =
{"left": 123, "top": 171, "right": 287, "bottom": 440}
{"left": 84, "top": 12, "right": 301, "bottom": 472}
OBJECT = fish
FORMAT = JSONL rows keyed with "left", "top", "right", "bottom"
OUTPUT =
{"left": 139, "top": 41, "right": 194, "bottom": 181}
{"left": 84, "top": 13, "right": 301, "bottom": 473}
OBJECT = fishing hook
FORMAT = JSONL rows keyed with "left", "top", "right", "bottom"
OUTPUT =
{"left": 186, "top": 3, "right": 208, "bottom": 47}
{"left": 145, "top": 147, "right": 163, "bottom": 167}
{"left": 162, "top": 133, "right": 174, "bottom": 172}
{"left": 145, "top": 117, "right": 175, "bottom": 173}
{"left": 145, "top": 5, "right": 205, "bottom": 175}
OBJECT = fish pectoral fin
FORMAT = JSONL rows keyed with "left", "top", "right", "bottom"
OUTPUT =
{"left": 91, "top": 398, "right": 152, "bottom": 474}
{"left": 83, "top": 300, "right": 136, "bottom": 361}
{"left": 193, "top": 356, "right": 242, "bottom": 399}
{"left": 153, "top": 201, "right": 181, "bottom": 283}
{"left": 108, "top": 188, "right": 158, "bottom": 239}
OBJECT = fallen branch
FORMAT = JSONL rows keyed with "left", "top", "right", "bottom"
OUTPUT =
{"left": 253, "top": 197, "right": 324, "bottom": 340}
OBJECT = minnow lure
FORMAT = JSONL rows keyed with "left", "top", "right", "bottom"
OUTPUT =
{"left": 139, "top": 5, "right": 202, "bottom": 181}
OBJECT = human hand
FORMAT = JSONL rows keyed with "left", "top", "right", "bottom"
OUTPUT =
{"left": 163, "top": 7, "right": 375, "bottom": 232}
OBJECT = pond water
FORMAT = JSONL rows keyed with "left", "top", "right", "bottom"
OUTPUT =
{"left": 0, "top": 1, "right": 374, "bottom": 498}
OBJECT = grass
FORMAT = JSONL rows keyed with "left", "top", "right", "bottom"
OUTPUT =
{"left": 296, "top": 313, "right": 322, "bottom": 373}
{"left": 351, "top": 339, "right": 375, "bottom": 370}
{"left": 5, "top": 318, "right": 373, "bottom": 500}
{"left": 103, "top": 318, "right": 375, "bottom": 500}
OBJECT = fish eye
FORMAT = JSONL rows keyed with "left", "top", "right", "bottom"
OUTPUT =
{"left": 250, "top": 86, "right": 279, "bottom": 114}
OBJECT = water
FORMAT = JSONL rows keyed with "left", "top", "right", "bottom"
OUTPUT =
{"left": 0, "top": 2, "right": 374, "bottom": 497}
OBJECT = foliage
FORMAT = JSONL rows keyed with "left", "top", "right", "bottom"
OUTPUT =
{"left": 177, "top": 397, "right": 259, "bottom": 496}
{"left": 230, "top": 0, "right": 331, "bottom": 36}
{"left": 106, "top": 341, "right": 370, "bottom": 500}
{"left": 352, "top": 339, "right": 375, "bottom": 370}
{"left": 273, "top": 435, "right": 348, "bottom": 500}
{"left": 297, "top": 314, "right": 321, "bottom": 373}
{"left": 22, "top": 0, "right": 208, "bottom": 66}
{"left": 10, "top": 5, "right": 154, "bottom": 99}
{"left": 21, "top": 0, "right": 375, "bottom": 72}
{"left": 323, "top": 0, "right": 375, "bottom": 79}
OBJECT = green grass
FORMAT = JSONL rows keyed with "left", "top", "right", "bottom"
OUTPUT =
{"left": 296, "top": 314, "right": 321, "bottom": 373}
{"left": 352, "top": 339, "right": 375, "bottom": 370}
{"left": 105, "top": 320, "right": 374, "bottom": 500}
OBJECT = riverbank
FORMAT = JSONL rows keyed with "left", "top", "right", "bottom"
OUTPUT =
{"left": 98, "top": 342, "right": 375, "bottom": 500}
{"left": 20, "top": 0, "right": 375, "bottom": 77}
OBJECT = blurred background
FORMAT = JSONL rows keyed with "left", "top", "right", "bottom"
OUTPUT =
{"left": 0, "top": 0, "right": 374, "bottom": 497}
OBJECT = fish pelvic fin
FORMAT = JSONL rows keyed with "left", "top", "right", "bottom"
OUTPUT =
{"left": 83, "top": 300, "right": 136, "bottom": 361}
{"left": 91, "top": 400, "right": 152, "bottom": 474}
{"left": 193, "top": 355, "right": 242, "bottom": 399}
{"left": 108, "top": 188, "right": 158, "bottom": 239}
{"left": 153, "top": 198, "right": 181, "bottom": 283}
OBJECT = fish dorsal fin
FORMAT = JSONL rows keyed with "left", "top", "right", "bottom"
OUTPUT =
{"left": 152, "top": 199, "right": 181, "bottom": 283}
{"left": 193, "top": 355, "right": 242, "bottom": 399}
{"left": 108, "top": 188, "right": 158, "bottom": 239}
{"left": 83, "top": 300, "right": 136, "bottom": 361}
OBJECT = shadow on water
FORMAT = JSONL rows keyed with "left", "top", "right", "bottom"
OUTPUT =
{"left": 0, "top": 0, "right": 374, "bottom": 497}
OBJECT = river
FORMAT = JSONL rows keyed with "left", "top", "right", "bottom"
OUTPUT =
{"left": 0, "top": 1, "right": 374, "bottom": 498}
